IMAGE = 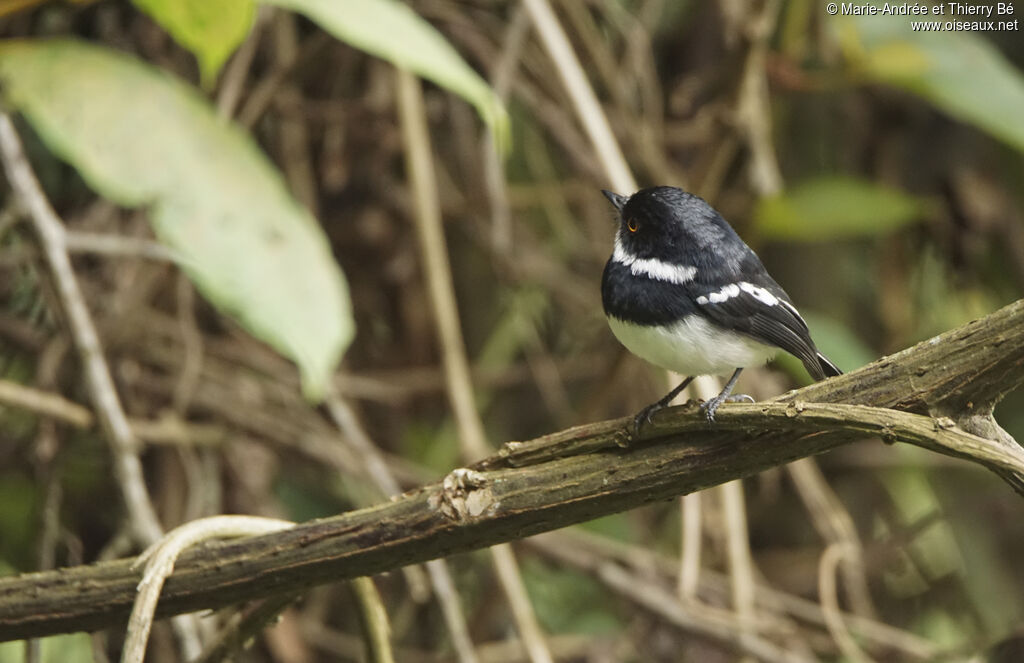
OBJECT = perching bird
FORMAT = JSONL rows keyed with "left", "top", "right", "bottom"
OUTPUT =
{"left": 600, "top": 186, "right": 841, "bottom": 430}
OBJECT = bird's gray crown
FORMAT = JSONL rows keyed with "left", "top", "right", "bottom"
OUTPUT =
{"left": 603, "top": 186, "right": 737, "bottom": 266}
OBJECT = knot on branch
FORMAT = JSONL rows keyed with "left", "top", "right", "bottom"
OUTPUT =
{"left": 430, "top": 468, "right": 498, "bottom": 522}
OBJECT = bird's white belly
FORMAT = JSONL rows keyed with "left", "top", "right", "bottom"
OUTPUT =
{"left": 607, "top": 315, "right": 777, "bottom": 377}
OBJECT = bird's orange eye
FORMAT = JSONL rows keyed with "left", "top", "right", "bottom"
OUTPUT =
{"left": 627, "top": 218, "right": 639, "bottom": 233}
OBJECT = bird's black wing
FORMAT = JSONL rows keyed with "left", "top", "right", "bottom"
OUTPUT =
{"left": 689, "top": 267, "right": 837, "bottom": 381}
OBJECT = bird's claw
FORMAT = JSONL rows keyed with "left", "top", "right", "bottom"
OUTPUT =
{"left": 700, "top": 393, "right": 755, "bottom": 421}
{"left": 700, "top": 396, "right": 724, "bottom": 422}
{"left": 632, "top": 404, "right": 660, "bottom": 436}
{"left": 635, "top": 388, "right": 751, "bottom": 431}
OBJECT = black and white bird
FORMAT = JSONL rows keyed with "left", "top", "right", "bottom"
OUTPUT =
{"left": 600, "top": 186, "right": 841, "bottom": 429}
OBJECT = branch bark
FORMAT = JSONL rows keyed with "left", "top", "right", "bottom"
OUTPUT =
{"left": 1, "top": 299, "right": 1022, "bottom": 642}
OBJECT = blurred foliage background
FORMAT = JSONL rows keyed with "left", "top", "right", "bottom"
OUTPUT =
{"left": 0, "top": 0, "right": 1023, "bottom": 661}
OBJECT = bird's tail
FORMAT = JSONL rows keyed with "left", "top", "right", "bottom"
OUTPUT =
{"left": 816, "top": 352, "right": 842, "bottom": 378}
{"left": 803, "top": 351, "right": 842, "bottom": 382}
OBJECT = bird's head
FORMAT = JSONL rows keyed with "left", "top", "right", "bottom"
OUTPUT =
{"left": 602, "top": 186, "right": 727, "bottom": 262}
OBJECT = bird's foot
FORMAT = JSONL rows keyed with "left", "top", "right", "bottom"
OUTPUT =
{"left": 700, "top": 393, "right": 755, "bottom": 422}
{"left": 632, "top": 402, "right": 663, "bottom": 436}
{"left": 699, "top": 395, "right": 725, "bottom": 422}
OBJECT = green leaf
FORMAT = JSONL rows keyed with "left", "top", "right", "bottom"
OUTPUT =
{"left": 834, "top": 11, "right": 1024, "bottom": 153}
{"left": 0, "top": 40, "right": 353, "bottom": 398}
{"left": 261, "top": 0, "right": 509, "bottom": 150}
{"left": 754, "top": 176, "right": 925, "bottom": 241}
{"left": 131, "top": 0, "right": 255, "bottom": 87}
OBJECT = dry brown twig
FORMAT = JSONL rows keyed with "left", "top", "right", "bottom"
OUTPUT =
{"left": 0, "top": 112, "right": 163, "bottom": 547}
{"left": 819, "top": 543, "right": 876, "bottom": 663}
{"left": 526, "top": 529, "right": 937, "bottom": 661}
{"left": 122, "top": 517, "right": 295, "bottom": 663}
{"left": 397, "top": 68, "right": 553, "bottom": 663}
{"left": 322, "top": 392, "right": 476, "bottom": 663}
{"left": 0, "top": 110, "right": 207, "bottom": 659}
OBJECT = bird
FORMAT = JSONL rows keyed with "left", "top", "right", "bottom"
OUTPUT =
{"left": 600, "top": 186, "right": 841, "bottom": 431}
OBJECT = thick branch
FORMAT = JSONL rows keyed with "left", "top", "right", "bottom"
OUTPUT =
{"left": 779, "top": 300, "right": 1024, "bottom": 414}
{"left": 0, "top": 300, "right": 1022, "bottom": 641}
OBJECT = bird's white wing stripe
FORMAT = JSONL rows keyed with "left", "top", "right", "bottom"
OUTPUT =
{"left": 739, "top": 282, "right": 779, "bottom": 306}
{"left": 613, "top": 237, "right": 697, "bottom": 285}
{"left": 697, "top": 281, "right": 782, "bottom": 307}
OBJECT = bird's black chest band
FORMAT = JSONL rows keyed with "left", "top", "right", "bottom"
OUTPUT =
{"left": 601, "top": 260, "right": 698, "bottom": 326}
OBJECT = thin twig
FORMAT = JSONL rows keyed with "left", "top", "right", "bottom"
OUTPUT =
{"left": 172, "top": 273, "right": 204, "bottom": 414}
{"left": 26, "top": 472, "right": 63, "bottom": 663}
{"left": 599, "top": 563, "right": 814, "bottom": 663}
{"left": 678, "top": 493, "right": 702, "bottom": 600}
{"left": 0, "top": 112, "right": 163, "bottom": 546}
{"left": 123, "top": 516, "right": 294, "bottom": 663}
{"left": 731, "top": 0, "right": 784, "bottom": 195}
{"left": 194, "top": 593, "right": 301, "bottom": 663}
{"left": 0, "top": 112, "right": 213, "bottom": 660}
{"left": 818, "top": 544, "right": 876, "bottom": 663}
{"left": 271, "top": 11, "right": 319, "bottom": 216}
{"left": 396, "top": 69, "right": 553, "bottom": 663}
{"left": 396, "top": 71, "right": 488, "bottom": 462}
{"left": 349, "top": 577, "right": 396, "bottom": 663}
{"left": 482, "top": 5, "right": 528, "bottom": 253}
{"left": 236, "top": 27, "right": 331, "bottom": 130}
{"left": 216, "top": 7, "right": 272, "bottom": 119}
{"left": 522, "top": 0, "right": 636, "bottom": 193}
{"left": 324, "top": 389, "right": 477, "bottom": 658}
{"left": 789, "top": 458, "right": 876, "bottom": 618}
{"left": 324, "top": 392, "right": 404, "bottom": 496}
{"left": 424, "top": 560, "right": 480, "bottom": 663}
{"left": 531, "top": 528, "right": 937, "bottom": 660}
{"left": 0, "top": 367, "right": 227, "bottom": 447}
{"left": 720, "top": 480, "right": 759, "bottom": 662}
{"left": 0, "top": 201, "right": 19, "bottom": 239}
{"left": 62, "top": 230, "right": 180, "bottom": 262}
{"left": 489, "top": 544, "right": 551, "bottom": 662}
{"left": 0, "top": 378, "right": 93, "bottom": 427}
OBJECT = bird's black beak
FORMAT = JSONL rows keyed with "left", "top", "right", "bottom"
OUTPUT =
{"left": 601, "top": 189, "right": 628, "bottom": 212}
